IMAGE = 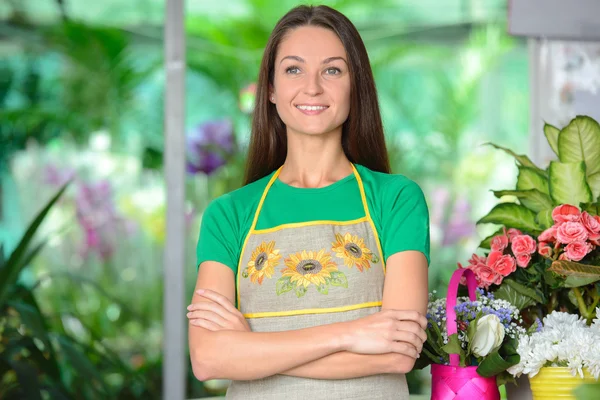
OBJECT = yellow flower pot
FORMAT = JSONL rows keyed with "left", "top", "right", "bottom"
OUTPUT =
{"left": 529, "top": 367, "right": 596, "bottom": 399}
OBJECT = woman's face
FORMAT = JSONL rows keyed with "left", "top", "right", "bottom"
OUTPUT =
{"left": 271, "top": 26, "right": 351, "bottom": 138}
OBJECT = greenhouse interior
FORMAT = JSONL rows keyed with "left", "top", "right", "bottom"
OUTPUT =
{"left": 1, "top": 0, "right": 600, "bottom": 399}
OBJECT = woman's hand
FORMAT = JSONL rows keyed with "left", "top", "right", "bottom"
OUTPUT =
{"left": 341, "top": 310, "right": 427, "bottom": 358}
{"left": 187, "top": 289, "right": 251, "bottom": 332}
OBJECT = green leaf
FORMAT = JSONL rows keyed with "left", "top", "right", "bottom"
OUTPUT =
{"left": 504, "top": 279, "right": 543, "bottom": 303}
{"left": 295, "top": 285, "right": 308, "bottom": 298}
{"left": 516, "top": 167, "right": 550, "bottom": 195}
{"left": 548, "top": 161, "right": 593, "bottom": 205}
{"left": 275, "top": 276, "right": 294, "bottom": 295}
{"left": 56, "top": 336, "right": 109, "bottom": 395}
{"left": 581, "top": 202, "right": 600, "bottom": 216}
{"left": 536, "top": 209, "right": 554, "bottom": 230}
{"left": 558, "top": 115, "right": 600, "bottom": 177}
{"left": 316, "top": 284, "right": 329, "bottom": 295}
{"left": 479, "top": 228, "right": 505, "bottom": 250}
{"left": 7, "top": 360, "right": 42, "bottom": 400}
{"left": 544, "top": 122, "right": 560, "bottom": 156}
{"left": 328, "top": 271, "right": 348, "bottom": 288}
{"left": 441, "top": 334, "right": 466, "bottom": 366}
{"left": 548, "top": 261, "right": 600, "bottom": 287}
{"left": 476, "top": 338, "right": 520, "bottom": 377}
{"left": 477, "top": 203, "right": 540, "bottom": 233}
{"left": 485, "top": 143, "right": 546, "bottom": 176}
{"left": 494, "top": 280, "right": 538, "bottom": 310}
{"left": 492, "top": 189, "right": 553, "bottom": 213}
{"left": 588, "top": 172, "right": 600, "bottom": 201}
{"left": 574, "top": 382, "right": 600, "bottom": 400}
{"left": 0, "top": 181, "right": 70, "bottom": 305}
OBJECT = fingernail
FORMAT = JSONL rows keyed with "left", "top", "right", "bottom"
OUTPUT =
{"left": 186, "top": 305, "right": 191, "bottom": 310}
{"left": 186, "top": 313, "right": 191, "bottom": 317}
{"left": 196, "top": 289, "right": 204, "bottom": 295}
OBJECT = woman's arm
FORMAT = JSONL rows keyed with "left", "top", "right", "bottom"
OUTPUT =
{"left": 280, "top": 251, "right": 429, "bottom": 379}
{"left": 189, "top": 261, "right": 424, "bottom": 382}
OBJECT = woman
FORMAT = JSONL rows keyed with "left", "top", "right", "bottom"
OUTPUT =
{"left": 187, "top": 5, "right": 430, "bottom": 399}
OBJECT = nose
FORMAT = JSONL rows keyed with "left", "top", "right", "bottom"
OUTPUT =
{"left": 303, "top": 71, "right": 323, "bottom": 96}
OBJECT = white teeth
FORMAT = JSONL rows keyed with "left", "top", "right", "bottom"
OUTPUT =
{"left": 296, "top": 105, "right": 328, "bottom": 111}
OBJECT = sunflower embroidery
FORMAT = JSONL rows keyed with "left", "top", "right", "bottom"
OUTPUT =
{"left": 242, "top": 241, "right": 281, "bottom": 285}
{"left": 331, "top": 233, "right": 378, "bottom": 272}
{"left": 276, "top": 250, "right": 347, "bottom": 298}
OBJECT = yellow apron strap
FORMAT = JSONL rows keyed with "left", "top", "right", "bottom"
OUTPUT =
{"left": 352, "top": 164, "right": 386, "bottom": 273}
{"left": 236, "top": 167, "right": 281, "bottom": 308}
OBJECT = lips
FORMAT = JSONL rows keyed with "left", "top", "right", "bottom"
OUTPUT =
{"left": 295, "top": 104, "right": 329, "bottom": 115}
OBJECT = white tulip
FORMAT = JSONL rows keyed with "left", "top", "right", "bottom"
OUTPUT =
{"left": 471, "top": 314, "right": 505, "bottom": 357}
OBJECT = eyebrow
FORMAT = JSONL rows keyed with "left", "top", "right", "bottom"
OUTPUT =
{"left": 279, "top": 56, "right": 347, "bottom": 65}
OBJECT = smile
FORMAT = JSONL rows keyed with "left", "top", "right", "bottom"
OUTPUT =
{"left": 295, "top": 105, "right": 329, "bottom": 115}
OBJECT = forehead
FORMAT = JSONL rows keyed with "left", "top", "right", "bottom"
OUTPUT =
{"left": 276, "top": 26, "right": 346, "bottom": 62}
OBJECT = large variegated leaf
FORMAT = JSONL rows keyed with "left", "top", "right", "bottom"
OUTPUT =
{"left": 558, "top": 116, "right": 600, "bottom": 177}
{"left": 492, "top": 189, "right": 553, "bottom": 213}
{"left": 544, "top": 122, "right": 560, "bottom": 156}
{"left": 548, "top": 161, "right": 593, "bottom": 205}
{"left": 485, "top": 143, "right": 547, "bottom": 176}
{"left": 516, "top": 167, "right": 549, "bottom": 195}
{"left": 588, "top": 171, "right": 600, "bottom": 200}
{"left": 536, "top": 209, "right": 554, "bottom": 229}
{"left": 548, "top": 261, "right": 600, "bottom": 288}
{"left": 477, "top": 203, "right": 540, "bottom": 232}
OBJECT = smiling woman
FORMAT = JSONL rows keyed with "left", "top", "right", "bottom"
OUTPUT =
{"left": 188, "top": 5, "right": 430, "bottom": 400}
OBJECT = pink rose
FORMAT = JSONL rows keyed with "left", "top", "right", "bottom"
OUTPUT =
{"left": 511, "top": 234, "right": 537, "bottom": 256}
{"left": 487, "top": 250, "right": 517, "bottom": 276}
{"left": 556, "top": 222, "right": 589, "bottom": 244}
{"left": 558, "top": 253, "right": 568, "bottom": 261}
{"left": 516, "top": 254, "right": 532, "bottom": 268}
{"left": 506, "top": 228, "right": 523, "bottom": 241}
{"left": 468, "top": 253, "right": 487, "bottom": 266}
{"left": 475, "top": 263, "right": 504, "bottom": 288}
{"left": 539, "top": 226, "right": 558, "bottom": 243}
{"left": 564, "top": 241, "right": 593, "bottom": 262}
{"left": 552, "top": 204, "right": 581, "bottom": 224}
{"left": 582, "top": 212, "right": 600, "bottom": 240}
{"left": 490, "top": 235, "right": 509, "bottom": 252}
{"left": 538, "top": 241, "right": 553, "bottom": 258}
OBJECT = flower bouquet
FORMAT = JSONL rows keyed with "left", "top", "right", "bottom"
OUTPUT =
{"left": 507, "top": 309, "right": 600, "bottom": 399}
{"left": 458, "top": 115, "right": 600, "bottom": 325}
{"left": 416, "top": 268, "right": 526, "bottom": 399}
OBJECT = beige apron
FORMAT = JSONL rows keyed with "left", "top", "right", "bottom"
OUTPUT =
{"left": 226, "top": 164, "right": 409, "bottom": 400}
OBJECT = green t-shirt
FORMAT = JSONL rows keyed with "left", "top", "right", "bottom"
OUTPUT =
{"left": 196, "top": 164, "right": 430, "bottom": 276}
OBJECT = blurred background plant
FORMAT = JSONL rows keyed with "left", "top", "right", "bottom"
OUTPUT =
{"left": 1, "top": 0, "right": 529, "bottom": 397}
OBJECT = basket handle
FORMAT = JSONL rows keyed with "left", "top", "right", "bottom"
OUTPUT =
{"left": 446, "top": 268, "right": 477, "bottom": 366}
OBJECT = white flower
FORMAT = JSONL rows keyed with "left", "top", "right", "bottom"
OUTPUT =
{"left": 471, "top": 314, "right": 506, "bottom": 357}
{"left": 509, "top": 311, "right": 600, "bottom": 380}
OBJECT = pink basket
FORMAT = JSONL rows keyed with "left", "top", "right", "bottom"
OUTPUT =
{"left": 430, "top": 268, "right": 500, "bottom": 400}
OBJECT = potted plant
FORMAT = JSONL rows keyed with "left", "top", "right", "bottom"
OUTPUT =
{"left": 454, "top": 115, "right": 600, "bottom": 398}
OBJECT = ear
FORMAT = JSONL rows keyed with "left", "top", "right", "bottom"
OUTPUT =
{"left": 269, "top": 84, "right": 275, "bottom": 103}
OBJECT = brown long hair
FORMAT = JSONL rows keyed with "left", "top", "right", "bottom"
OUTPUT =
{"left": 243, "top": 5, "right": 390, "bottom": 185}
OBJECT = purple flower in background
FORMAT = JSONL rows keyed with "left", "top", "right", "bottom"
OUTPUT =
{"left": 186, "top": 120, "right": 235, "bottom": 175}
{"left": 442, "top": 196, "right": 476, "bottom": 246}
{"left": 75, "top": 180, "right": 130, "bottom": 262}
{"left": 44, "top": 163, "right": 76, "bottom": 187}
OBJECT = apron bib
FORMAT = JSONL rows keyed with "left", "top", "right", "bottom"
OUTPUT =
{"left": 226, "top": 164, "right": 409, "bottom": 400}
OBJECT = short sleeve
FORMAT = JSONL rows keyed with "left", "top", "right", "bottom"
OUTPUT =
{"left": 196, "top": 195, "right": 239, "bottom": 275}
{"left": 382, "top": 180, "right": 430, "bottom": 265}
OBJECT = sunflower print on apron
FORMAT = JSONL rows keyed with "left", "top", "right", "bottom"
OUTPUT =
{"left": 226, "top": 164, "right": 409, "bottom": 400}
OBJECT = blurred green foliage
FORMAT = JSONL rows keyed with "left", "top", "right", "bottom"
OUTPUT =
{"left": 0, "top": 0, "right": 530, "bottom": 397}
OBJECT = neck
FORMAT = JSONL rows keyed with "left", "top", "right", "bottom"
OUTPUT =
{"left": 279, "top": 128, "right": 352, "bottom": 189}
